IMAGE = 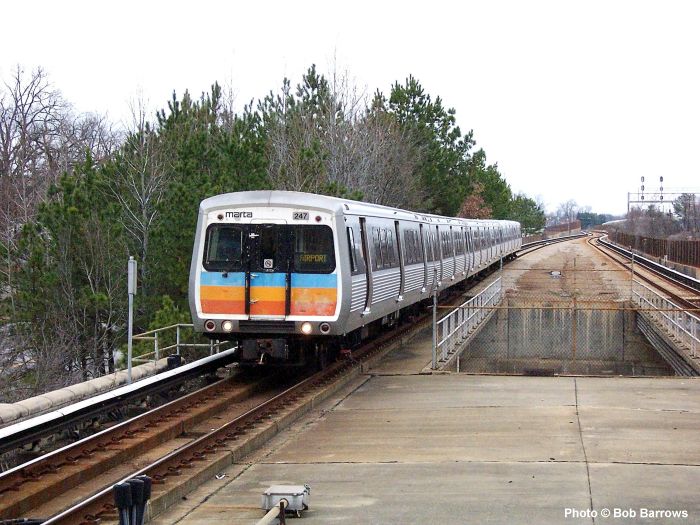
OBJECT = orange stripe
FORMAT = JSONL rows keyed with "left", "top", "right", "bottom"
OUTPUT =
{"left": 291, "top": 288, "right": 336, "bottom": 302}
{"left": 249, "top": 286, "right": 286, "bottom": 302}
{"left": 291, "top": 287, "right": 337, "bottom": 316}
{"left": 250, "top": 300, "right": 285, "bottom": 316}
{"left": 291, "top": 301, "right": 337, "bottom": 316}
{"left": 201, "top": 299, "right": 245, "bottom": 314}
{"left": 200, "top": 285, "right": 245, "bottom": 301}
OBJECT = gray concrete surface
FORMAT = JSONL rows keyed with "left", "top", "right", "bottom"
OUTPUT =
{"left": 152, "top": 373, "right": 700, "bottom": 524}
{"left": 150, "top": 242, "right": 699, "bottom": 524}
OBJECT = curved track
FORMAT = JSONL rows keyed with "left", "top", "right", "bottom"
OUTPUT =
{"left": 588, "top": 233, "right": 700, "bottom": 310}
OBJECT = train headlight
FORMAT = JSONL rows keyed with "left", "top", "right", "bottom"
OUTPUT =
{"left": 319, "top": 322, "right": 331, "bottom": 334}
{"left": 301, "top": 322, "right": 313, "bottom": 335}
{"left": 222, "top": 320, "right": 233, "bottom": 332}
{"left": 204, "top": 320, "right": 216, "bottom": 332}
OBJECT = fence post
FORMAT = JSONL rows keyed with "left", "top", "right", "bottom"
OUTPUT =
{"left": 154, "top": 331, "right": 159, "bottom": 362}
{"left": 176, "top": 325, "right": 181, "bottom": 356}
{"left": 630, "top": 253, "right": 635, "bottom": 301}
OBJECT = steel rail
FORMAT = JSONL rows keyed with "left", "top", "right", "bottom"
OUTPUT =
{"left": 13, "top": 257, "right": 509, "bottom": 523}
{"left": 40, "top": 319, "right": 416, "bottom": 525}
{"left": 0, "top": 348, "right": 238, "bottom": 456}
{"left": 589, "top": 235, "right": 699, "bottom": 310}
{"left": 518, "top": 232, "right": 588, "bottom": 254}
{"left": 0, "top": 361, "right": 267, "bottom": 520}
{"left": 597, "top": 235, "right": 700, "bottom": 296}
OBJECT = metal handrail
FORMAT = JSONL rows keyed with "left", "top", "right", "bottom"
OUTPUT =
{"left": 436, "top": 277, "right": 502, "bottom": 363}
{"left": 132, "top": 323, "right": 232, "bottom": 362}
{"left": 632, "top": 280, "right": 700, "bottom": 357}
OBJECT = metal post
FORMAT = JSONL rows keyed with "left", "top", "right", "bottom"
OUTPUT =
{"left": 630, "top": 252, "right": 635, "bottom": 301}
{"left": 176, "top": 325, "right": 181, "bottom": 356}
{"left": 127, "top": 256, "right": 137, "bottom": 384}
{"left": 154, "top": 331, "right": 159, "bottom": 362}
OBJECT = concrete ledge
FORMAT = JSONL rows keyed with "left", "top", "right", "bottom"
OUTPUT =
{"left": 0, "top": 359, "right": 170, "bottom": 427}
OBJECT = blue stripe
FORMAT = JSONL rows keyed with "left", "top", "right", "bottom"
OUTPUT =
{"left": 200, "top": 272, "right": 245, "bottom": 286}
{"left": 250, "top": 273, "right": 286, "bottom": 287}
{"left": 291, "top": 273, "right": 337, "bottom": 288}
{"left": 200, "top": 272, "right": 337, "bottom": 288}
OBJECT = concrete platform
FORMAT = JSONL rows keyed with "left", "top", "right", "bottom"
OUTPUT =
{"left": 151, "top": 242, "right": 699, "bottom": 524}
{"left": 151, "top": 370, "right": 700, "bottom": 524}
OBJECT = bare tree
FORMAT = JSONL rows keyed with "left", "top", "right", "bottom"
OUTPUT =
{"left": 0, "top": 66, "right": 64, "bottom": 313}
{"left": 105, "top": 96, "right": 169, "bottom": 293}
{"left": 263, "top": 66, "right": 422, "bottom": 208}
{"left": 556, "top": 199, "right": 579, "bottom": 225}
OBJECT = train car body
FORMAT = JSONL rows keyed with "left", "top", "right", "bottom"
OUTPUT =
{"left": 189, "top": 191, "right": 521, "bottom": 366}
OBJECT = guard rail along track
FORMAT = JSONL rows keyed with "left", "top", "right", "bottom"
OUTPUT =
{"left": 597, "top": 234, "right": 700, "bottom": 296}
{"left": 0, "top": 348, "right": 239, "bottom": 457}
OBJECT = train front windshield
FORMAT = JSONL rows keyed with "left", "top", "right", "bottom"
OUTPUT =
{"left": 204, "top": 224, "right": 335, "bottom": 274}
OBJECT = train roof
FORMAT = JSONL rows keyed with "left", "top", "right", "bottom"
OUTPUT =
{"left": 200, "top": 191, "right": 520, "bottom": 227}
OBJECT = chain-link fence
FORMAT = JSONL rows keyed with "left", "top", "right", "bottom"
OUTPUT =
{"left": 434, "top": 277, "right": 700, "bottom": 377}
{"left": 451, "top": 297, "right": 677, "bottom": 376}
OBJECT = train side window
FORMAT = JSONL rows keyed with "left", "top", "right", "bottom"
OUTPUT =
{"left": 403, "top": 230, "right": 412, "bottom": 264}
{"left": 352, "top": 225, "right": 366, "bottom": 274}
{"left": 372, "top": 227, "right": 381, "bottom": 270}
{"left": 388, "top": 230, "right": 394, "bottom": 267}
{"left": 410, "top": 230, "right": 416, "bottom": 264}
{"left": 380, "top": 229, "right": 389, "bottom": 268}
{"left": 424, "top": 230, "right": 431, "bottom": 262}
{"left": 346, "top": 227, "right": 357, "bottom": 273}
{"left": 411, "top": 229, "right": 419, "bottom": 264}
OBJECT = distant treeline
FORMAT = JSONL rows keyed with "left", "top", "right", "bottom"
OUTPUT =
{"left": 0, "top": 65, "right": 545, "bottom": 399}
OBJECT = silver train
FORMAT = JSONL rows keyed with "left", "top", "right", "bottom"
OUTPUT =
{"left": 189, "top": 191, "right": 521, "bottom": 366}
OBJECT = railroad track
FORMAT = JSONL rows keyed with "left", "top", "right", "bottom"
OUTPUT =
{"left": 517, "top": 232, "right": 588, "bottom": 257}
{"left": 1, "top": 282, "right": 474, "bottom": 524}
{"left": 0, "top": 370, "right": 286, "bottom": 523}
{"left": 588, "top": 233, "right": 700, "bottom": 310}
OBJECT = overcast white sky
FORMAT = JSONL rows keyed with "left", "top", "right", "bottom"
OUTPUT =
{"left": 2, "top": 0, "right": 699, "bottom": 215}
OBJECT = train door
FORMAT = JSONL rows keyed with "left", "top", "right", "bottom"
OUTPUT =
{"left": 464, "top": 228, "right": 471, "bottom": 273}
{"left": 395, "top": 220, "right": 405, "bottom": 300}
{"left": 246, "top": 223, "right": 289, "bottom": 318}
{"left": 359, "top": 217, "right": 372, "bottom": 314}
{"left": 480, "top": 226, "right": 487, "bottom": 265}
{"left": 420, "top": 223, "right": 428, "bottom": 291}
{"left": 466, "top": 228, "right": 474, "bottom": 273}
{"left": 433, "top": 224, "right": 444, "bottom": 285}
